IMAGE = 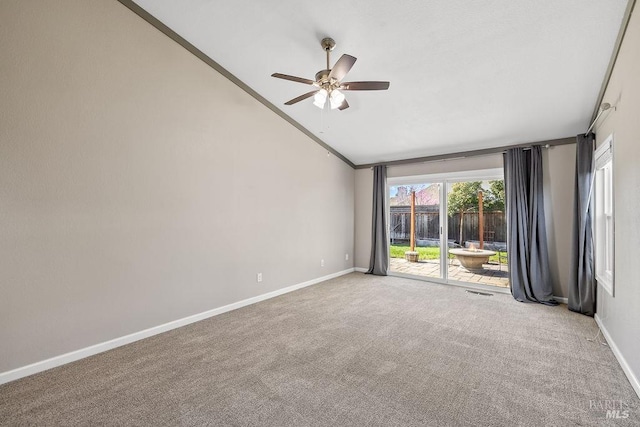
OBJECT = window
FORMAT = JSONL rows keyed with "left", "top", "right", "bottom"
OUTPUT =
{"left": 594, "top": 134, "right": 614, "bottom": 296}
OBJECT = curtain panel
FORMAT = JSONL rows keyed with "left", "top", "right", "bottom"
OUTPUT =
{"left": 568, "top": 134, "right": 596, "bottom": 316}
{"left": 504, "top": 146, "right": 557, "bottom": 305}
{"left": 367, "top": 165, "right": 389, "bottom": 276}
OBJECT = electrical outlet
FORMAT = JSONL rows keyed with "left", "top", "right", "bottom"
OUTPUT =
{"left": 345, "top": 253, "right": 349, "bottom": 261}
{"left": 256, "top": 273, "right": 262, "bottom": 282}
{"left": 321, "top": 259, "right": 325, "bottom": 267}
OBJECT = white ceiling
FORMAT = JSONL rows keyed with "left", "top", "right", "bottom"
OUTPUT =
{"left": 132, "top": 0, "right": 628, "bottom": 165}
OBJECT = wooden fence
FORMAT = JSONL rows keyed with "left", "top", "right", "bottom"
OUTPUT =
{"left": 390, "top": 205, "right": 506, "bottom": 244}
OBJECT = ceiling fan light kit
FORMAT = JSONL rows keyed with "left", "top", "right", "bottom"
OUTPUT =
{"left": 313, "top": 89, "right": 328, "bottom": 108}
{"left": 272, "top": 37, "right": 390, "bottom": 111}
{"left": 329, "top": 89, "right": 345, "bottom": 109}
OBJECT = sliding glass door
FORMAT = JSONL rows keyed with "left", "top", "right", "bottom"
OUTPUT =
{"left": 388, "top": 170, "right": 509, "bottom": 289}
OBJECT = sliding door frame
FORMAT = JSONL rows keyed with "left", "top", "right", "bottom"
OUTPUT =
{"left": 387, "top": 168, "right": 508, "bottom": 294}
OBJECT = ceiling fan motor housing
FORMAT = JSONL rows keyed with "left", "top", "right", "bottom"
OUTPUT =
{"left": 315, "top": 70, "right": 334, "bottom": 88}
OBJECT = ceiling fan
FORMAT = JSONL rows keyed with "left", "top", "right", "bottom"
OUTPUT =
{"left": 271, "top": 37, "right": 390, "bottom": 111}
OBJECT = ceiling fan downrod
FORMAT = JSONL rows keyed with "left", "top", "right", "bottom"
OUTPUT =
{"left": 315, "top": 38, "right": 337, "bottom": 89}
{"left": 321, "top": 37, "right": 335, "bottom": 70}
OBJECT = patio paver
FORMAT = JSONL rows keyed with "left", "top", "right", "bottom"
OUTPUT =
{"left": 390, "top": 257, "right": 509, "bottom": 288}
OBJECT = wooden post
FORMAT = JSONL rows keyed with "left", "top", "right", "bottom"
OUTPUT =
{"left": 410, "top": 191, "right": 416, "bottom": 252}
{"left": 478, "top": 190, "right": 484, "bottom": 249}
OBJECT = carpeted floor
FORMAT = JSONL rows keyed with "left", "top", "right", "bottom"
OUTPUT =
{"left": 1, "top": 273, "right": 638, "bottom": 426}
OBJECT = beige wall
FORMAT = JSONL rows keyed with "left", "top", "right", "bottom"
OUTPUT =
{"left": 543, "top": 144, "right": 576, "bottom": 298}
{"left": 354, "top": 149, "right": 576, "bottom": 299}
{"left": 0, "top": 1, "right": 354, "bottom": 373}
{"left": 354, "top": 168, "right": 374, "bottom": 269}
{"left": 386, "top": 155, "right": 504, "bottom": 179}
{"left": 593, "top": 3, "right": 640, "bottom": 391}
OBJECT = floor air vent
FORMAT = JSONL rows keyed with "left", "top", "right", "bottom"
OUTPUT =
{"left": 465, "top": 290, "right": 494, "bottom": 297}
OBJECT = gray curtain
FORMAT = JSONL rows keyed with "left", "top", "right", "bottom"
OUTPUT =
{"left": 367, "top": 165, "right": 389, "bottom": 275}
{"left": 504, "top": 146, "right": 557, "bottom": 305}
{"left": 568, "top": 134, "right": 596, "bottom": 316}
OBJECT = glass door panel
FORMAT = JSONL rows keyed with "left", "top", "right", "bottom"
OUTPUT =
{"left": 389, "top": 183, "right": 442, "bottom": 279}
{"left": 446, "top": 180, "right": 509, "bottom": 288}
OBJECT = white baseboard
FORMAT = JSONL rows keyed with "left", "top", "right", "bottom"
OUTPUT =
{"left": 0, "top": 268, "right": 355, "bottom": 386}
{"left": 553, "top": 296, "right": 568, "bottom": 304}
{"left": 595, "top": 313, "right": 640, "bottom": 399}
{"left": 354, "top": 267, "right": 368, "bottom": 273}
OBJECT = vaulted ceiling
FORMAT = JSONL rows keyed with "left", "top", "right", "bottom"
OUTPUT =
{"left": 131, "top": 0, "right": 628, "bottom": 165}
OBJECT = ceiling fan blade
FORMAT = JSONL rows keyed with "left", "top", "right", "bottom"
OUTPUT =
{"left": 340, "top": 81, "right": 390, "bottom": 91}
{"left": 338, "top": 99, "right": 349, "bottom": 111}
{"left": 284, "top": 90, "right": 318, "bottom": 105}
{"left": 328, "top": 54, "right": 356, "bottom": 82}
{"left": 271, "top": 73, "right": 316, "bottom": 86}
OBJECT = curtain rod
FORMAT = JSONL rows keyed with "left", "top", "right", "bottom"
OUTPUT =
{"left": 585, "top": 103, "right": 615, "bottom": 135}
{"left": 356, "top": 137, "right": 575, "bottom": 169}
